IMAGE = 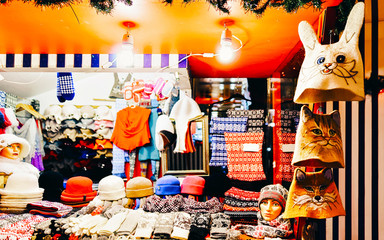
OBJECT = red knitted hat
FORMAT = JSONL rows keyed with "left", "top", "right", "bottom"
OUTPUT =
{"left": 60, "top": 176, "right": 97, "bottom": 203}
{"left": 181, "top": 176, "right": 205, "bottom": 196}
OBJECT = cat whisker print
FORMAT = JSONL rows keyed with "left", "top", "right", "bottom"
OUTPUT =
{"left": 332, "top": 60, "right": 358, "bottom": 85}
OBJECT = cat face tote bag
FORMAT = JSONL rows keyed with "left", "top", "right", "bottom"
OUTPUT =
{"left": 294, "top": 2, "right": 365, "bottom": 104}
{"left": 292, "top": 106, "right": 344, "bottom": 168}
{"left": 283, "top": 168, "right": 345, "bottom": 219}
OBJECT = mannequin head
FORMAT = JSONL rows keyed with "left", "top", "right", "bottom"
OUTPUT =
{"left": 258, "top": 184, "right": 288, "bottom": 221}
{"left": 0, "top": 143, "right": 22, "bottom": 160}
{"left": 259, "top": 198, "right": 283, "bottom": 221}
{"left": 0, "top": 134, "right": 30, "bottom": 160}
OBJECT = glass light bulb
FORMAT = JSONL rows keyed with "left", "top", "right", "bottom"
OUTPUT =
{"left": 218, "top": 45, "right": 234, "bottom": 63}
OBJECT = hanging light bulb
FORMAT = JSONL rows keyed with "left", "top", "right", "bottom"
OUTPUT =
{"left": 118, "top": 27, "right": 134, "bottom": 68}
{"left": 218, "top": 26, "right": 234, "bottom": 63}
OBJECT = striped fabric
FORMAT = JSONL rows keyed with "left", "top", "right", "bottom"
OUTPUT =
{"left": 0, "top": 54, "right": 188, "bottom": 69}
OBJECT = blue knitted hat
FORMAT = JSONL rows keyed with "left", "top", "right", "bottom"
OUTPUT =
{"left": 155, "top": 175, "right": 181, "bottom": 196}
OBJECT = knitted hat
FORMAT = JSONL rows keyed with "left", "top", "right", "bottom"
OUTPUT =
{"left": 80, "top": 105, "right": 96, "bottom": 119}
{"left": 61, "top": 105, "right": 81, "bottom": 121}
{"left": 155, "top": 114, "right": 175, "bottom": 151}
{"left": 95, "top": 106, "right": 114, "bottom": 121}
{"left": 181, "top": 176, "right": 205, "bottom": 196}
{"left": 125, "top": 176, "right": 154, "bottom": 198}
{"left": 155, "top": 175, "right": 181, "bottom": 196}
{"left": 57, "top": 72, "right": 75, "bottom": 101}
{"left": 169, "top": 96, "right": 202, "bottom": 153}
{"left": 60, "top": 176, "right": 97, "bottom": 203}
{"left": 171, "top": 212, "right": 192, "bottom": 240}
{"left": 258, "top": 184, "right": 288, "bottom": 210}
{"left": 98, "top": 175, "right": 126, "bottom": 201}
{"left": 0, "top": 134, "right": 31, "bottom": 159}
{"left": 0, "top": 172, "right": 44, "bottom": 197}
{"left": 44, "top": 105, "right": 63, "bottom": 124}
{"left": 38, "top": 170, "right": 64, "bottom": 202}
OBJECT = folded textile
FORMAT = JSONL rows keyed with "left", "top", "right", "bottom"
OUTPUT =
{"left": 27, "top": 201, "right": 71, "bottom": 212}
{"left": 224, "top": 187, "right": 260, "bottom": 202}
{"left": 210, "top": 213, "right": 231, "bottom": 239}
{"left": 171, "top": 212, "right": 192, "bottom": 240}
{"left": 153, "top": 212, "right": 175, "bottom": 239}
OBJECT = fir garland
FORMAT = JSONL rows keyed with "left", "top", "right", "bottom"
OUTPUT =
{"left": 1, "top": 0, "right": 353, "bottom": 34}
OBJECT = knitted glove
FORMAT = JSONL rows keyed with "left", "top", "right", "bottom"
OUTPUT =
{"left": 210, "top": 213, "right": 231, "bottom": 239}
{"left": 134, "top": 212, "right": 159, "bottom": 239}
{"left": 116, "top": 209, "right": 143, "bottom": 236}
{"left": 153, "top": 212, "right": 175, "bottom": 239}
{"left": 188, "top": 213, "right": 210, "bottom": 240}
{"left": 171, "top": 212, "right": 192, "bottom": 240}
{"left": 98, "top": 211, "right": 128, "bottom": 236}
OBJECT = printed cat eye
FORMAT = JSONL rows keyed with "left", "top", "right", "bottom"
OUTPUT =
{"left": 336, "top": 55, "right": 346, "bottom": 63}
{"left": 329, "top": 129, "right": 336, "bottom": 136}
{"left": 319, "top": 185, "right": 327, "bottom": 191}
{"left": 304, "top": 186, "right": 314, "bottom": 192}
{"left": 311, "top": 129, "right": 322, "bottom": 135}
{"left": 316, "top": 57, "right": 325, "bottom": 65}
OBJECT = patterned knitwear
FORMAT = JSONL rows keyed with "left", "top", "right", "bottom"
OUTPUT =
{"left": 171, "top": 212, "right": 192, "bottom": 240}
{"left": 224, "top": 132, "right": 266, "bottom": 181}
{"left": 143, "top": 194, "right": 183, "bottom": 213}
{"left": 0, "top": 213, "right": 49, "bottom": 240}
{"left": 188, "top": 212, "right": 211, "bottom": 240}
{"left": 210, "top": 213, "right": 231, "bottom": 239}
{"left": 134, "top": 211, "right": 159, "bottom": 239}
{"left": 223, "top": 187, "right": 260, "bottom": 215}
{"left": 226, "top": 109, "right": 265, "bottom": 133}
{"left": 181, "top": 197, "right": 223, "bottom": 214}
{"left": 234, "top": 212, "right": 293, "bottom": 239}
{"left": 275, "top": 132, "right": 296, "bottom": 182}
{"left": 27, "top": 201, "right": 73, "bottom": 218}
{"left": 153, "top": 212, "right": 176, "bottom": 239}
{"left": 209, "top": 117, "right": 248, "bottom": 167}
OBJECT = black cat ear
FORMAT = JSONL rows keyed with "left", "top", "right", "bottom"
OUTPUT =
{"left": 296, "top": 168, "right": 306, "bottom": 182}
{"left": 322, "top": 168, "right": 333, "bottom": 181}
{"left": 330, "top": 110, "right": 341, "bottom": 127}
{"left": 301, "top": 105, "right": 313, "bottom": 123}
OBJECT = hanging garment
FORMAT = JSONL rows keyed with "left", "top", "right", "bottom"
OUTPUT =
{"left": 226, "top": 109, "right": 265, "bottom": 133}
{"left": 209, "top": 117, "right": 248, "bottom": 167}
{"left": 138, "top": 108, "right": 160, "bottom": 161}
{"left": 275, "top": 133, "right": 296, "bottom": 182}
{"left": 224, "top": 132, "right": 266, "bottom": 181}
{"left": 111, "top": 106, "right": 151, "bottom": 151}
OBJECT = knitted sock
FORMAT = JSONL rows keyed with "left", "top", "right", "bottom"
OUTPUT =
{"left": 188, "top": 213, "right": 210, "bottom": 240}
{"left": 134, "top": 212, "right": 159, "bottom": 239}
{"left": 57, "top": 75, "right": 66, "bottom": 103}
{"left": 116, "top": 209, "right": 143, "bottom": 235}
{"left": 140, "top": 162, "right": 148, "bottom": 178}
{"left": 129, "top": 150, "right": 136, "bottom": 179}
{"left": 57, "top": 72, "right": 75, "bottom": 101}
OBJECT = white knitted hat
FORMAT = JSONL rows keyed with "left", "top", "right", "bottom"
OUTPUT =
{"left": 98, "top": 175, "right": 126, "bottom": 201}
{"left": 95, "top": 106, "right": 114, "bottom": 121}
{"left": 61, "top": 105, "right": 81, "bottom": 121}
{"left": 44, "top": 105, "right": 63, "bottom": 123}
{"left": 169, "top": 96, "right": 202, "bottom": 153}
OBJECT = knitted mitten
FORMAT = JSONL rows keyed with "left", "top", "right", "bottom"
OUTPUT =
{"left": 57, "top": 72, "right": 75, "bottom": 101}
{"left": 116, "top": 209, "right": 143, "bottom": 236}
{"left": 210, "top": 213, "right": 231, "bottom": 239}
{"left": 171, "top": 212, "right": 192, "bottom": 240}
{"left": 153, "top": 212, "right": 175, "bottom": 239}
{"left": 188, "top": 213, "right": 211, "bottom": 240}
{"left": 134, "top": 212, "right": 159, "bottom": 239}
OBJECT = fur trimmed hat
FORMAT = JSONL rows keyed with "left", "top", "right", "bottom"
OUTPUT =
{"left": 258, "top": 184, "right": 288, "bottom": 210}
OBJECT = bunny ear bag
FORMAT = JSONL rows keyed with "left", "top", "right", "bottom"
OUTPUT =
{"left": 294, "top": 2, "right": 365, "bottom": 104}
